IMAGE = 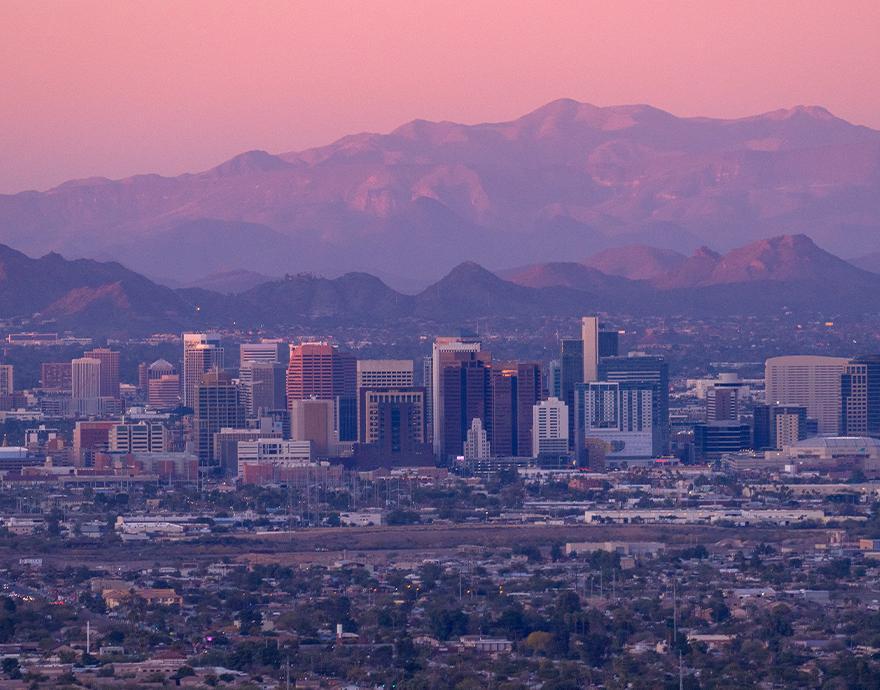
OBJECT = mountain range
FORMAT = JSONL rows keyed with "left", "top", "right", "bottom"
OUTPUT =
{"left": 2, "top": 234, "right": 880, "bottom": 335}
{"left": 1, "top": 99, "right": 879, "bottom": 286}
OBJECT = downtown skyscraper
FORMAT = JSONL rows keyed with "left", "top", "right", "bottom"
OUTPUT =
{"left": 286, "top": 342, "right": 357, "bottom": 442}
{"left": 183, "top": 332, "right": 224, "bottom": 409}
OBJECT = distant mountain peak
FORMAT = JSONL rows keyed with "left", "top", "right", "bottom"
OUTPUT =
{"left": 691, "top": 246, "right": 721, "bottom": 260}
{"left": 443, "top": 260, "right": 497, "bottom": 279}
{"left": 207, "top": 150, "right": 291, "bottom": 177}
{"left": 762, "top": 105, "right": 837, "bottom": 122}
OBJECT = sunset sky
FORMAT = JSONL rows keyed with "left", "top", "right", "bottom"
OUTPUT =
{"left": 2, "top": 0, "right": 878, "bottom": 193}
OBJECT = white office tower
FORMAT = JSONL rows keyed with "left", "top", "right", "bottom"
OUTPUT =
{"left": 355, "top": 359, "right": 415, "bottom": 437}
{"left": 581, "top": 316, "right": 600, "bottom": 383}
{"left": 463, "top": 417, "right": 491, "bottom": 460}
{"left": 236, "top": 439, "right": 312, "bottom": 479}
{"left": 240, "top": 340, "right": 287, "bottom": 365}
{"left": 356, "top": 359, "right": 414, "bottom": 389}
{"left": 765, "top": 355, "right": 850, "bottom": 435}
{"left": 183, "top": 332, "right": 224, "bottom": 408}
{"left": 109, "top": 421, "right": 167, "bottom": 454}
{"left": 532, "top": 397, "right": 569, "bottom": 457}
{"left": 71, "top": 357, "right": 102, "bottom": 399}
{"left": 581, "top": 381, "right": 654, "bottom": 461}
{"left": 431, "top": 336, "right": 481, "bottom": 455}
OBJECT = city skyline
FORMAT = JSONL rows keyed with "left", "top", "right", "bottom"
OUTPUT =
{"left": 0, "top": 4, "right": 878, "bottom": 686}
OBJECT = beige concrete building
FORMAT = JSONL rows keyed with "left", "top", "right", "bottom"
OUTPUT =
{"left": 765, "top": 355, "right": 849, "bottom": 435}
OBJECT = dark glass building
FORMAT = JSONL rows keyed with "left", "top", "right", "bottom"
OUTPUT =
{"left": 841, "top": 355, "right": 880, "bottom": 437}
{"left": 195, "top": 370, "right": 245, "bottom": 470}
{"left": 441, "top": 357, "right": 492, "bottom": 460}
{"left": 693, "top": 421, "right": 751, "bottom": 460}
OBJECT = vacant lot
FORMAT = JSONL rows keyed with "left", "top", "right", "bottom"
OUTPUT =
{"left": 1, "top": 522, "right": 831, "bottom": 569}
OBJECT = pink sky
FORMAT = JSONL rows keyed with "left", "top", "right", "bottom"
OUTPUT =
{"left": 1, "top": 0, "right": 878, "bottom": 194}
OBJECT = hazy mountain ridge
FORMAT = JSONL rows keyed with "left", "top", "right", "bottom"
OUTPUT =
{"left": 0, "top": 243, "right": 200, "bottom": 331}
{"left": 2, "top": 99, "right": 879, "bottom": 281}
{"left": 2, "top": 234, "right": 879, "bottom": 335}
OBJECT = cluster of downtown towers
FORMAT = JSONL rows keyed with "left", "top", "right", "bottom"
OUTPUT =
{"left": 172, "top": 318, "right": 670, "bottom": 474}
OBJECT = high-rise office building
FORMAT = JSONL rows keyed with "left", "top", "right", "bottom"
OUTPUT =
{"left": 356, "top": 359, "right": 414, "bottom": 390}
{"left": 286, "top": 342, "right": 356, "bottom": 442}
{"left": 439, "top": 354, "right": 492, "bottom": 460}
{"left": 358, "top": 387, "right": 427, "bottom": 455}
{"left": 574, "top": 381, "right": 655, "bottom": 463}
{"left": 137, "top": 362, "right": 149, "bottom": 391}
{"left": 240, "top": 362, "right": 287, "bottom": 417}
{"left": 183, "top": 333, "right": 224, "bottom": 408}
{"left": 148, "top": 359, "right": 175, "bottom": 380}
{"left": 702, "top": 373, "right": 750, "bottom": 422}
{"left": 559, "top": 339, "right": 583, "bottom": 444}
{"left": 0, "top": 365, "right": 12, "bottom": 395}
{"left": 581, "top": 316, "right": 600, "bottom": 383}
{"left": 598, "top": 354, "right": 669, "bottom": 455}
{"left": 765, "top": 355, "right": 849, "bottom": 435}
{"left": 422, "top": 356, "right": 433, "bottom": 435}
{"left": 547, "top": 360, "right": 562, "bottom": 399}
{"left": 334, "top": 356, "right": 358, "bottom": 443}
{"left": 463, "top": 418, "right": 491, "bottom": 460}
{"left": 560, "top": 323, "right": 620, "bottom": 441}
{"left": 290, "top": 398, "right": 336, "bottom": 456}
{"left": 693, "top": 422, "right": 751, "bottom": 460}
{"left": 286, "top": 342, "right": 335, "bottom": 400}
{"left": 598, "top": 329, "right": 620, "bottom": 359}
{"left": 431, "top": 336, "right": 483, "bottom": 457}
{"left": 706, "top": 386, "right": 741, "bottom": 422}
{"left": 841, "top": 355, "right": 880, "bottom": 437}
{"left": 146, "top": 359, "right": 179, "bottom": 409}
{"left": 109, "top": 420, "right": 167, "bottom": 454}
{"left": 149, "top": 374, "right": 181, "bottom": 410}
{"left": 488, "top": 362, "right": 541, "bottom": 457}
{"left": 286, "top": 342, "right": 356, "bottom": 402}
{"left": 516, "top": 362, "right": 541, "bottom": 456}
{"left": 73, "top": 420, "right": 117, "bottom": 466}
{"left": 532, "top": 397, "right": 569, "bottom": 457}
{"left": 40, "top": 362, "right": 72, "bottom": 391}
{"left": 84, "top": 348, "right": 120, "bottom": 398}
{"left": 753, "top": 404, "right": 810, "bottom": 450}
{"left": 774, "top": 405, "right": 809, "bottom": 449}
{"left": 71, "top": 357, "right": 102, "bottom": 400}
{"left": 356, "top": 360, "right": 414, "bottom": 437}
{"left": 240, "top": 340, "right": 287, "bottom": 365}
{"left": 194, "top": 370, "right": 245, "bottom": 468}
{"left": 490, "top": 367, "right": 516, "bottom": 457}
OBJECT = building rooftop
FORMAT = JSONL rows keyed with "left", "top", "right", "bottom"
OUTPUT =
{"left": 791, "top": 436, "right": 880, "bottom": 450}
